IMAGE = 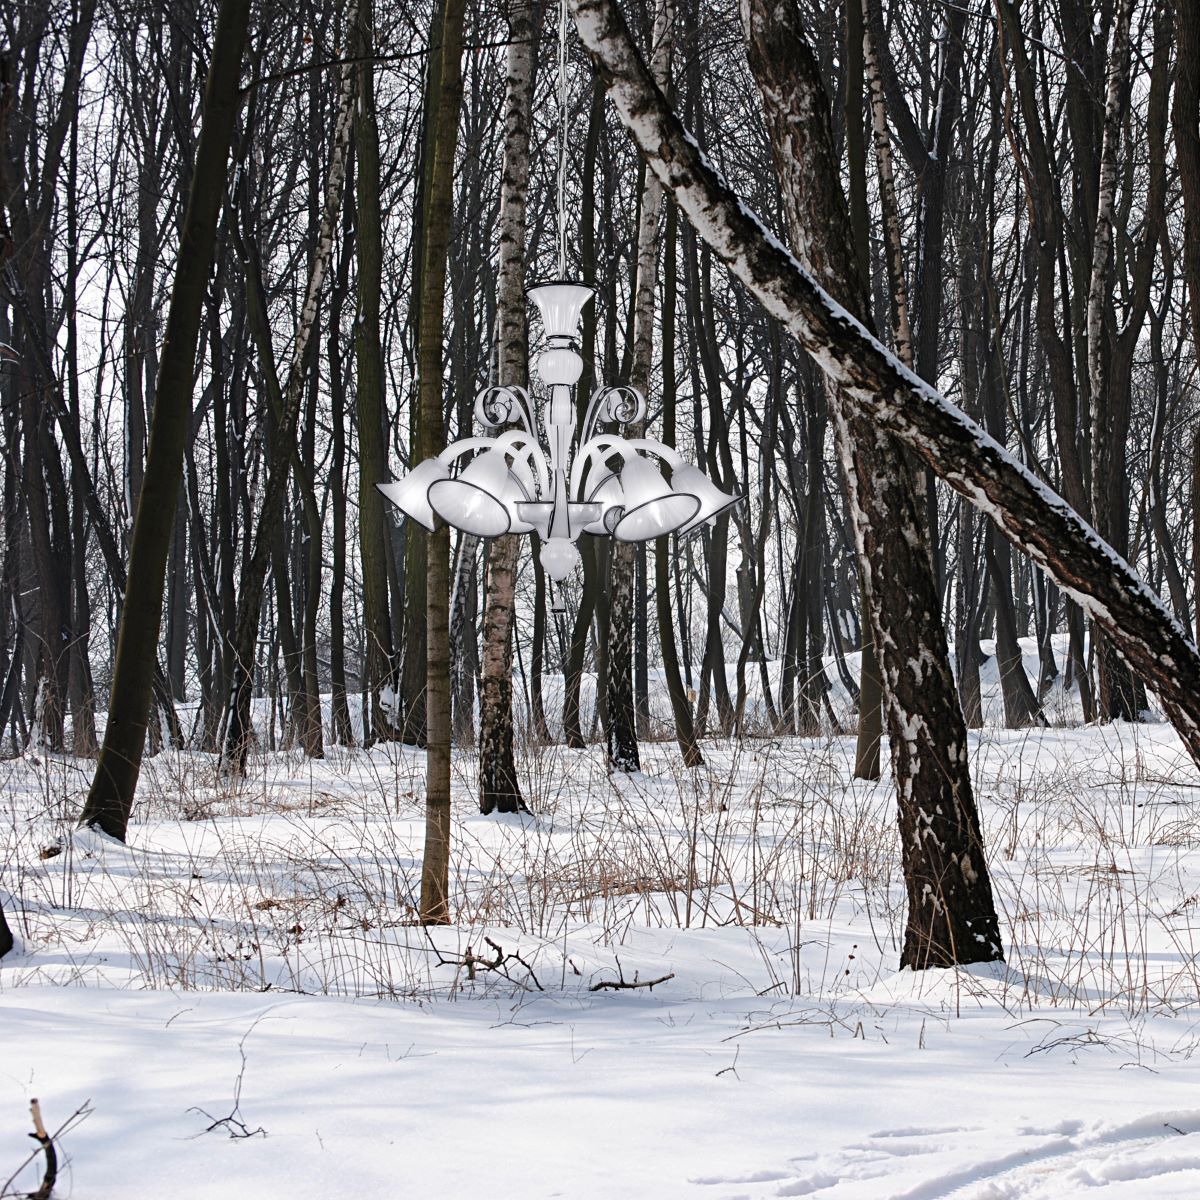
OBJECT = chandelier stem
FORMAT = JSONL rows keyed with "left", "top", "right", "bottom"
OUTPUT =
{"left": 557, "top": 0, "right": 569, "bottom": 277}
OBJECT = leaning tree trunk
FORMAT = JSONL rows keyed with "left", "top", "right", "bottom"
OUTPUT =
{"left": 417, "top": 0, "right": 466, "bottom": 924}
{"left": 478, "top": 0, "right": 534, "bottom": 816}
{"left": 80, "top": 0, "right": 251, "bottom": 839}
{"left": 567, "top": 0, "right": 1200, "bottom": 775}
{"left": 740, "top": 0, "right": 1001, "bottom": 968}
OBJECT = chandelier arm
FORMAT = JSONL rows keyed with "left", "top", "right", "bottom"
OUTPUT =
{"left": 579, "top": 383, "right": 647, "bottom": 445}
{"left": 474, "top": 383, "right": 538, "bottom": 444}
{"left": 507, "top": 436, "right": 552, "bottom": 493}
{"left": 578, "top": 387, "right": 609, "bottom": 447}
{"left": 569, "top": 433, "right": 634, "bottom": 496}
{"left": 437, "top": 432, "right": 550, "bottom": 493}
{"left": 623, "top": 437, "right": 685, "bottom": 468}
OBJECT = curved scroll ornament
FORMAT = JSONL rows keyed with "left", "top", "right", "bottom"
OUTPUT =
{"left": 580, "top": 384, "right": 647, "bottom": 443}
{"left": 474, "top": 384, "right": 537, "bottom": 440}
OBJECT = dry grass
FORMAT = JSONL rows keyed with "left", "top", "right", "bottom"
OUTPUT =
{"left": 3, "top": 720, "right": 1200, "bottom": 1021}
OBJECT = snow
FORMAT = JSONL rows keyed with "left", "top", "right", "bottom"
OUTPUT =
{"left": 5, "top": 646, "right": 1200, "bottom": 1197}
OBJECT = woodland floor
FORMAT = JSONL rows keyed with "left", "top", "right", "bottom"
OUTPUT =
{"left": 4, "top": 640, "right": 1200, "bottom": 1197}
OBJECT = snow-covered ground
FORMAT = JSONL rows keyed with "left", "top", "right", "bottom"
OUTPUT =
{"left": 4, "top": 642, "right": 1200, "bottom": 1197}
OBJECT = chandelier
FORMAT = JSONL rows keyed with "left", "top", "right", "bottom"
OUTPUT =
{"left": 377, "top": 1, "right": 739, "bottom": 593}
{"left": 379, "top": 282, "right": 739, "bottom": 587}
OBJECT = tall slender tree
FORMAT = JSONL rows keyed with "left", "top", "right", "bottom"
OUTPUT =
{"left": 479, "top": 0, "right": 536, "bottom": 816}
{"left": 80, "top": 0, "right": 251, "bottom": 838}
{"left": 418, "top": 0, "right": 467, "bottom": 924}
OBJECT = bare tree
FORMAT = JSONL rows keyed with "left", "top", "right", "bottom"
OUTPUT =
{"left": 418, "top": 0, "right": 467, "bottom": 925}
{"left": 80, "top": 0, "right": 251, "bottom": 838}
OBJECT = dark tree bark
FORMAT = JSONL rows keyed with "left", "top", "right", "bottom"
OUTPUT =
{"left": 354, "top": 0, "right": 401, "bottom": 746}
{"left": 418, "top": 0, "right": 466, "bottom": 924}
{"left": 562, "top": 85, "right": 605, "bottom": 749}
{"left": 843, "top": 0, "right": 883, "bottom": 777}
{"left": 220, "top": 41, "right": 356, "bottom": 777}
{"left": 1174, "top": 0, "right": 1200, "bottom": 642}
{"left": 659, "top": 201, "right": 703, "bottom": 766}
{"left": 80, "top": 0, "right": 251, "bottom": 838}
{"left": 995, "top": 0, "right": 1093, "bottom": 720}
{"left": 328, "top": 186, "right": 355, "bottom": 746}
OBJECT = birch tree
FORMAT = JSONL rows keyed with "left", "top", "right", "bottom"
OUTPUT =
{"left": 743, "top": 0, "right": 1002, "bottom": 967}
{"left": 479, "top": 0, "right": 535, "bottom": 815}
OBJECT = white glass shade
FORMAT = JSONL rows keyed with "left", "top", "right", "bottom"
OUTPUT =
{"left": 670, "top": 464, "right": 742, "bottom": 537}
{"left": 377, "top": 458, "right": 448, "bottom": 532}
{"left": 428, "top": 449, "right": 512, "bottom": 537}
{"left": 582, "top": 471, "right": 624, "bottom": 535}
{"left": 540, "top": 537, "right": 581, "bottom": 582}
{"left": 528, "top": 282, "right": 594, "bottom": 341}
{"left": 612, "top": 456, "right": 700, "bottom": 542}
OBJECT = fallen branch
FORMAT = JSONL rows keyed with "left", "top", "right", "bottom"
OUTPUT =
{"left": 188, "top": 1024, "right": 267, "bottom": 1140}
{"left": 589, "top": 958, "right": 675, "bottom": 992}
{"left": 431, "top": 934, "right": 545, "bottom": 993}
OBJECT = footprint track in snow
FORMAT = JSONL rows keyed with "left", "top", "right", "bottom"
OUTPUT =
{"left": 690, "top": 1111, "right": 1200, "bottom": 1199}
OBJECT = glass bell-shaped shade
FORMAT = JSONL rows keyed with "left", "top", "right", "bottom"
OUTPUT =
{"left": 427, "top": 449, "right": 512, "bottom": 537}
{"left": 528, "top": 283, "right": 595, "bottom": 341}
{"left": 612, "top": 456, "right": 700, "bottom": 543}
{"left": 377, "top": 458, "right": 448, "bottom": 532}
{"left": 670, "top": 464, "right": 742, "bottom": 538}
{"left": 581, "top": 470, "right": 624, "bottom": 535}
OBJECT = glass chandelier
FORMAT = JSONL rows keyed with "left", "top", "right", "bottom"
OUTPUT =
{"left": 377, "top": 0, "right": 739, "bottom": 593}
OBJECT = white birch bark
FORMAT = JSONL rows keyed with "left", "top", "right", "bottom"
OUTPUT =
{"left": 479, "top": 0, "right": 534, "bottom": 812}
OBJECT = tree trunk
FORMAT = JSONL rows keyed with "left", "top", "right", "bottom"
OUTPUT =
{"left": 417, "top": 0, "right": 466, "bottom": 924}
{"left": 0, "top": 898, "right": 12, "bottom": 959}
{"left": 844, "top": 0, "right": 882, "bottom": 778}
{"left": 738, "top": 0, "right": 1002, "bottom": 967}
{"left": 80, "top": 0, "right": 251, "bottom": 838}
{"left": 657, "top": 201, "right": 703, "bottom": 766}
{"left": 354, "top": 0, "right": 400, "bottom": 746}
{"left": 479, "top": 0, "right": 534, "bottom": 815}
{"left": 1173, "top": 0, "right": 1200, "bottom": 644}
{"left": 222, "top": 58, "right": 356, "bottom": 775}
{"left": 1086, "top": 0, "right": 1142, "bottom": 722}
